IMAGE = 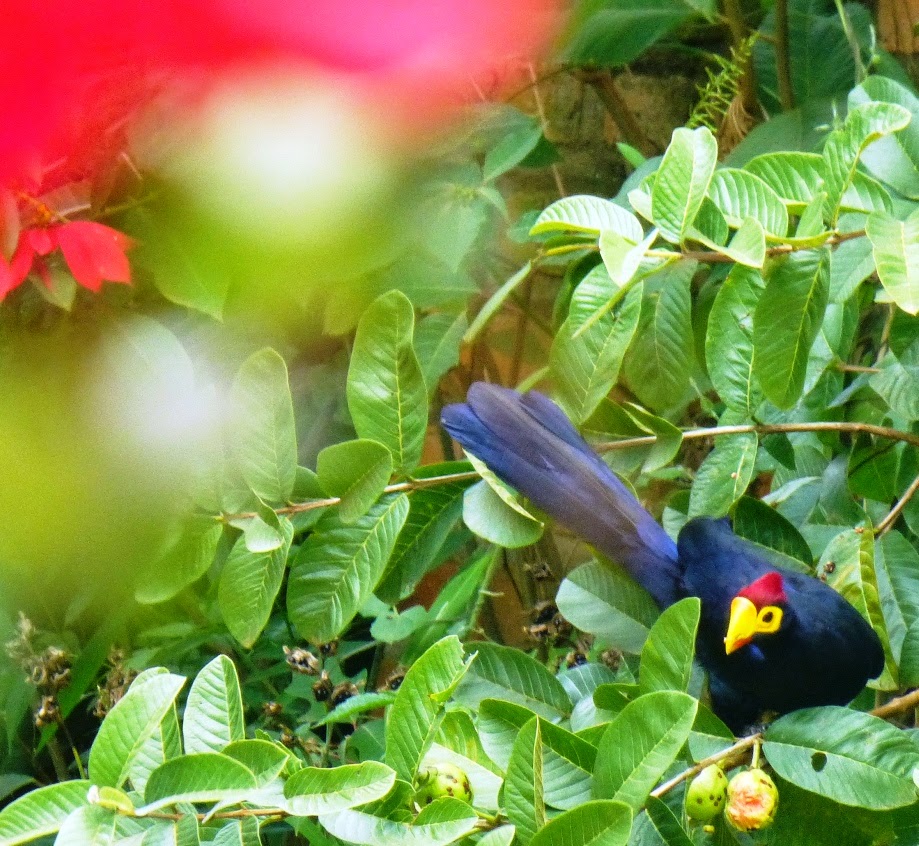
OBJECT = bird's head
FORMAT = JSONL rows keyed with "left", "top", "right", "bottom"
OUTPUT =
{"left": 724, "top": 572, "right": 787, "bottom": 655}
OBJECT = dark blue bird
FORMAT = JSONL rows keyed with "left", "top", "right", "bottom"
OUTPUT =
{"left": 442, "top": 382, "right": 884, "bottom": 730}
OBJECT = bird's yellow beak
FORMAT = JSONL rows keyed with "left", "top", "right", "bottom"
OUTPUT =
{"left": 724, "top": 596, "right": 758, "bottom": 654}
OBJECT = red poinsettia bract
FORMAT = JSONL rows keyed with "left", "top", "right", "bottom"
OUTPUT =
{"left": 0, "top": 221, "right": 132, "bottom": 299}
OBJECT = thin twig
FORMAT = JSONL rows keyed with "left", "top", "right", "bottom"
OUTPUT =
{"left": 835, "top": 362, "right": 881, "bottom": 374}
{"left": 528, "top": 62, "right": 566, "bottom": 198}
{"left": 877, "top": 473, "right": 919, "bottom": 536}
{"left": 869, "top": 687, "right": 919, "bottom": 720}
{"left": 650, "top": 734, "right": 761, "bottom": 798}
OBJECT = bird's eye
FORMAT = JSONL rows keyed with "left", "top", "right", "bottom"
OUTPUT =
{"left": 761, "top": 611, "right": 773, "bottom": 624}
{"left": 755, "top": 605, "right": 783, "bottom": 634}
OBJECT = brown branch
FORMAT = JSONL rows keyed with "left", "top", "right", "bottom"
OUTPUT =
{"left": 650, "top": 734, "right": 761, "bottom": 798}
{"left": 774, "top": 0, "right": 795, "bottom": 111}
{"left": 877, "top": 473, "right": 919, "bottom": 536}
{"left": 870, "top": 687, "right": 919, "bottom": 720}
{"left": 578, "top": 70, "right": 657, "bottom": 157}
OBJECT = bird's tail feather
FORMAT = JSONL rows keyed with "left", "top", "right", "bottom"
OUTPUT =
{"left": 441, "top": 382, "right": 681, "bottom": 608}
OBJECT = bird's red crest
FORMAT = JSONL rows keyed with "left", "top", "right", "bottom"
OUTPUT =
{"left": 738, "top": 572, "right": 787, "bottom": 607}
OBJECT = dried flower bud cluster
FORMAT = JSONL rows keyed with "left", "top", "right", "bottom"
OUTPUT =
{"left": 284, "top": 645, "right": 321, "bottom": 675}
{"left": 93, "top": 648, "right": 138, "bottom": 719}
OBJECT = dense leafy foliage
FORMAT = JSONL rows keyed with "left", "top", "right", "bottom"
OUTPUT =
{"left": 8, "top": 1, "right": 919, "bottom": 845}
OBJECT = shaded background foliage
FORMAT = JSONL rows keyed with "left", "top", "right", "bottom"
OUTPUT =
{"left": 6, "top": 1, "right": 919, "bottom": 845}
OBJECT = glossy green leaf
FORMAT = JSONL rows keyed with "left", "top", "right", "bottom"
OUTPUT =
{"left": 705, "top": 264, "right": 765, "bottom": 415}
{"left": 414, "top": 311, "right": 468, "bottom": 395}
{"left": 639, "top": 598, "right": 700, "bottom": 694}
{"left": 822, "top": 101, "right": 911, "bottom": 222}
{"left": 623, "top": 262, "right": 697, "bottom": 412}
{"left": 530, "top": 800, "right": 632, "bottom": 846}
{"left": 875, "top": 531, "right": 919, "bottom": 661}
{"left": 319, "top": 798, "right": 478, "bottom": 846}
{"left": 652, "top": 127, "right": 718, "bottom": 243}
{"left": 551, "top": 265, "right": 643, "bottom": 424}
{"left": 135, "top": 517, "right": 222, "bottom": 605}
{"left": 284, "top": 762, "right": 396, "bottom": 816}
{"left": 708, "top": 168, "right": 788, "bottom": 236}
{"left": 505, "top": 718, "right": 546, "bottom": 845}
{"left": 375, "top": 462, "right": 473, "bottom": 603}
{"left": 593, "top": 691, "right": 698, "bottom": 810}
{"left": 347, "top": 290, "right": 428, "bottom": 473}
{"left": 140, "top": 753, "right": 258, "bottom": 812}
{"left": 477, "top": 699, "right": 537, "bottom": 772}
{"left": 531, "top": 195, "right": 643, "bottom": 239}
{"left": 462, "top": 479, "right": 543, "bottom": 548}
{"left": 89, "top": 671, "right": 185, "bottom": 789}
{"left": 455, "top": 642, "right": 571, "bottom": 719}
{"left": 753, "top": 248, "right": 830, "bottom": 408}
{"left": 218, "top": 513, "right": 294, "bottom": 648}
{"left": 866, "top": 208, "right": 919, "bottom": 315}
{"left": 0, "top": 781, "right": 91, "bottom": 846}
{"left": 584, "top": 400, "right": 682, "bottom": 475}
{"left": 182, "top": 655, "right": 244, "bottom": 755}
{"left": 317, "top": 439, "right": 393, "bottom": 524}
{"left": 764, "top": 707, "right": 919, "bottom": 808}
{"left": 385, "top": 636, "right": 471, "bottom": 784}
{"left": 556, "top": 560, "right": 659, "bottom": 654}
{"left": 229, "top": 348, "right": 298, "bottom": 503}
{"left": 732, "top": 496, "right": 813, "bottom": 570}
{"left": 288, "top": 494, "right": 409, "bottom": 643}
{"left": 54, "top": 804, "right": 144, "bottom": 845}
{"left": 688, "top": 432, "right": 758, "bottom": 518}
{"left": 222, "top": 739, "right": 289, "bottom": 784}
{"left": 821, "top": 528, "right": 896, "bottom": 689}
{"left": 849, "top": 76, "right": 919, "bottom": 200}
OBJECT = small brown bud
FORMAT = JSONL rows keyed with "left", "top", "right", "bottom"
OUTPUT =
{"left": 262, "top": 701, "right": 283, "bottom": 718}
{"left": 284, "top": 645, "right": 321, "bottom": 675}
{"left": 330, "top": 682, "right": 359, "bottom": 708}
{"left": 35, "top": 695, "right": 60, "bottom": 728}
{"left": 312, "top": 671, "right": 333, "bottom": 702}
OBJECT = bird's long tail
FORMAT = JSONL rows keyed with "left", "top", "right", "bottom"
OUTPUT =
{"left": 441, "top": 382, "right": 681, "bottom": 608}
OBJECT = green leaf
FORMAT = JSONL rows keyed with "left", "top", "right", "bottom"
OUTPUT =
{"left": 288, "top": 494, "right": 409, "bottom": 643}
{"left": 830, "top": 227, "right": 876, "bottom": 303}
{"left": 483, "top": 111, "right": 543, "bottom": 181}
{"left": 866, "top": 208, "right": 919, "bottom": 315}
{"left": 875, "top": 531, "right": 919, "bottom": 661}
{"left": 584, "top": 400, "right": 681, "bottom": 475}
{"left": 552, "top": 266, "right": 643, "bottom": 424}
{"left": 556, "top": 560, "right": 659, "bottom": 654}
{"left": 317, "top": 439, "right": 393, "bottom": 524}
{"left": 414, "top": 311, "right": 468, "bottom": 395}
{"left": 534, "top": 720, "right": 599, "bottom": 811}
{"left": 639, "top": 598, "right": 700, "bottom": 694}
{"left": 823, "top": 101, "right": 911, "bottom": 222}
{"left": 643, "top": 796, "right": 694, "bottom": 846}
{"left": 370, "top": 605, "right": 428, "bottom": 643}
{"left": 229, "top": 348, "right": 298, "bottom": 503}
{"left": 314, "top": 692, "right": 396, "bottom": 727}
{"left": 599, "top": 228, "right": 658, "bottom": 287}
{"left": 707, "top": 169, "right": 788, "bottom": 236}
{"left": 454, "top": 642, "right": 571, "bottom": 720}
{"left": 705, "top": 265, "right": 765, "bottom": 415}
{"left": 140, "top": 753, "right": 258, "bottom": 812}
{"left": 745, "top": 151, "right": 825, "bottom": 210}
{"left": 764, "top": 707, "right": 919, "bottom": 808}
{"left": 753, "top": 248, "right": 830, "bottom": 408}
{"left": 375, "top": 462, "right": 472, "bottom": 603}
{"left": 505, "top": 718, "right": 546, "bottom": 845}
{"left": 530, "top": 800, "right": 632, "bottom": 846}
{"left": 182, "top": 655, "right": 245, "bottom": 755}
{"left": 211, "top": 818, "right": 260, "bottom": 846}
{"left": 385, "top": 636, "right": 472, "bottom": 784}
{"left": 593, "top": 691, "right": 698, "bottom": 810}
{"left": 464, "top": 261, "right": 533, "bottom": 344}
{"left": 54, "top": 804, "right": 145, "bottom": 845}
{"left": 821, "top": 528, "right": 896, "bottom": 689}
{"left": 284, "top": 762, "right": 396, "bottom": 816}
{"left": 319, "top": 798, "right": 478, "bottom": 846}
{"left": 462, "top": 479, "right": 543, "bottom": 548}
{"left": 347, "top": 290, "right": 428, "bottom": 473}
{"left": 135, "top": 517, "right": 222, "bottom": 604}
{"left": 563, "top": 0, "right": 692, "bottom": 67}
{"left": 531, "top": 196, "right": 643, "bottom": 240}
{"left": 222, "top": 739, "right": 289, "bottom": 783}
{"left": 623, "top": 262, "right": 697, "bottom": 413}
{"left": 218, "top": 513, "right": 294, "bottom": 648}
{"left": 732, "top": 496, "right": 813, "bottom": 570}
{"left": 849, "top": 76, "right": 919, "bottom": 200}
{"left": 0, "top": 781, "right": 91, "bottom": 846}
{"left": 689, "top": 430, "right": 758, "bottom": 519}
{"left": 652, "top": 127, "right": 718, "bottom": 243}
{"left": 88, "top": 671, "right": 185, "bottom": 789}
{"left": 477, "top": 699, "right": 537, "bottom": 772}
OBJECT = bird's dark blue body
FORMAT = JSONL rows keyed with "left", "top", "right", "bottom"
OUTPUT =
{"left": 442, "top": 383, "right": 885, "bottom": 730}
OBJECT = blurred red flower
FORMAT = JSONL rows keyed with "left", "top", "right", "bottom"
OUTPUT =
{"left": 0, "top": 222, "right": 132, "bottom": 299}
